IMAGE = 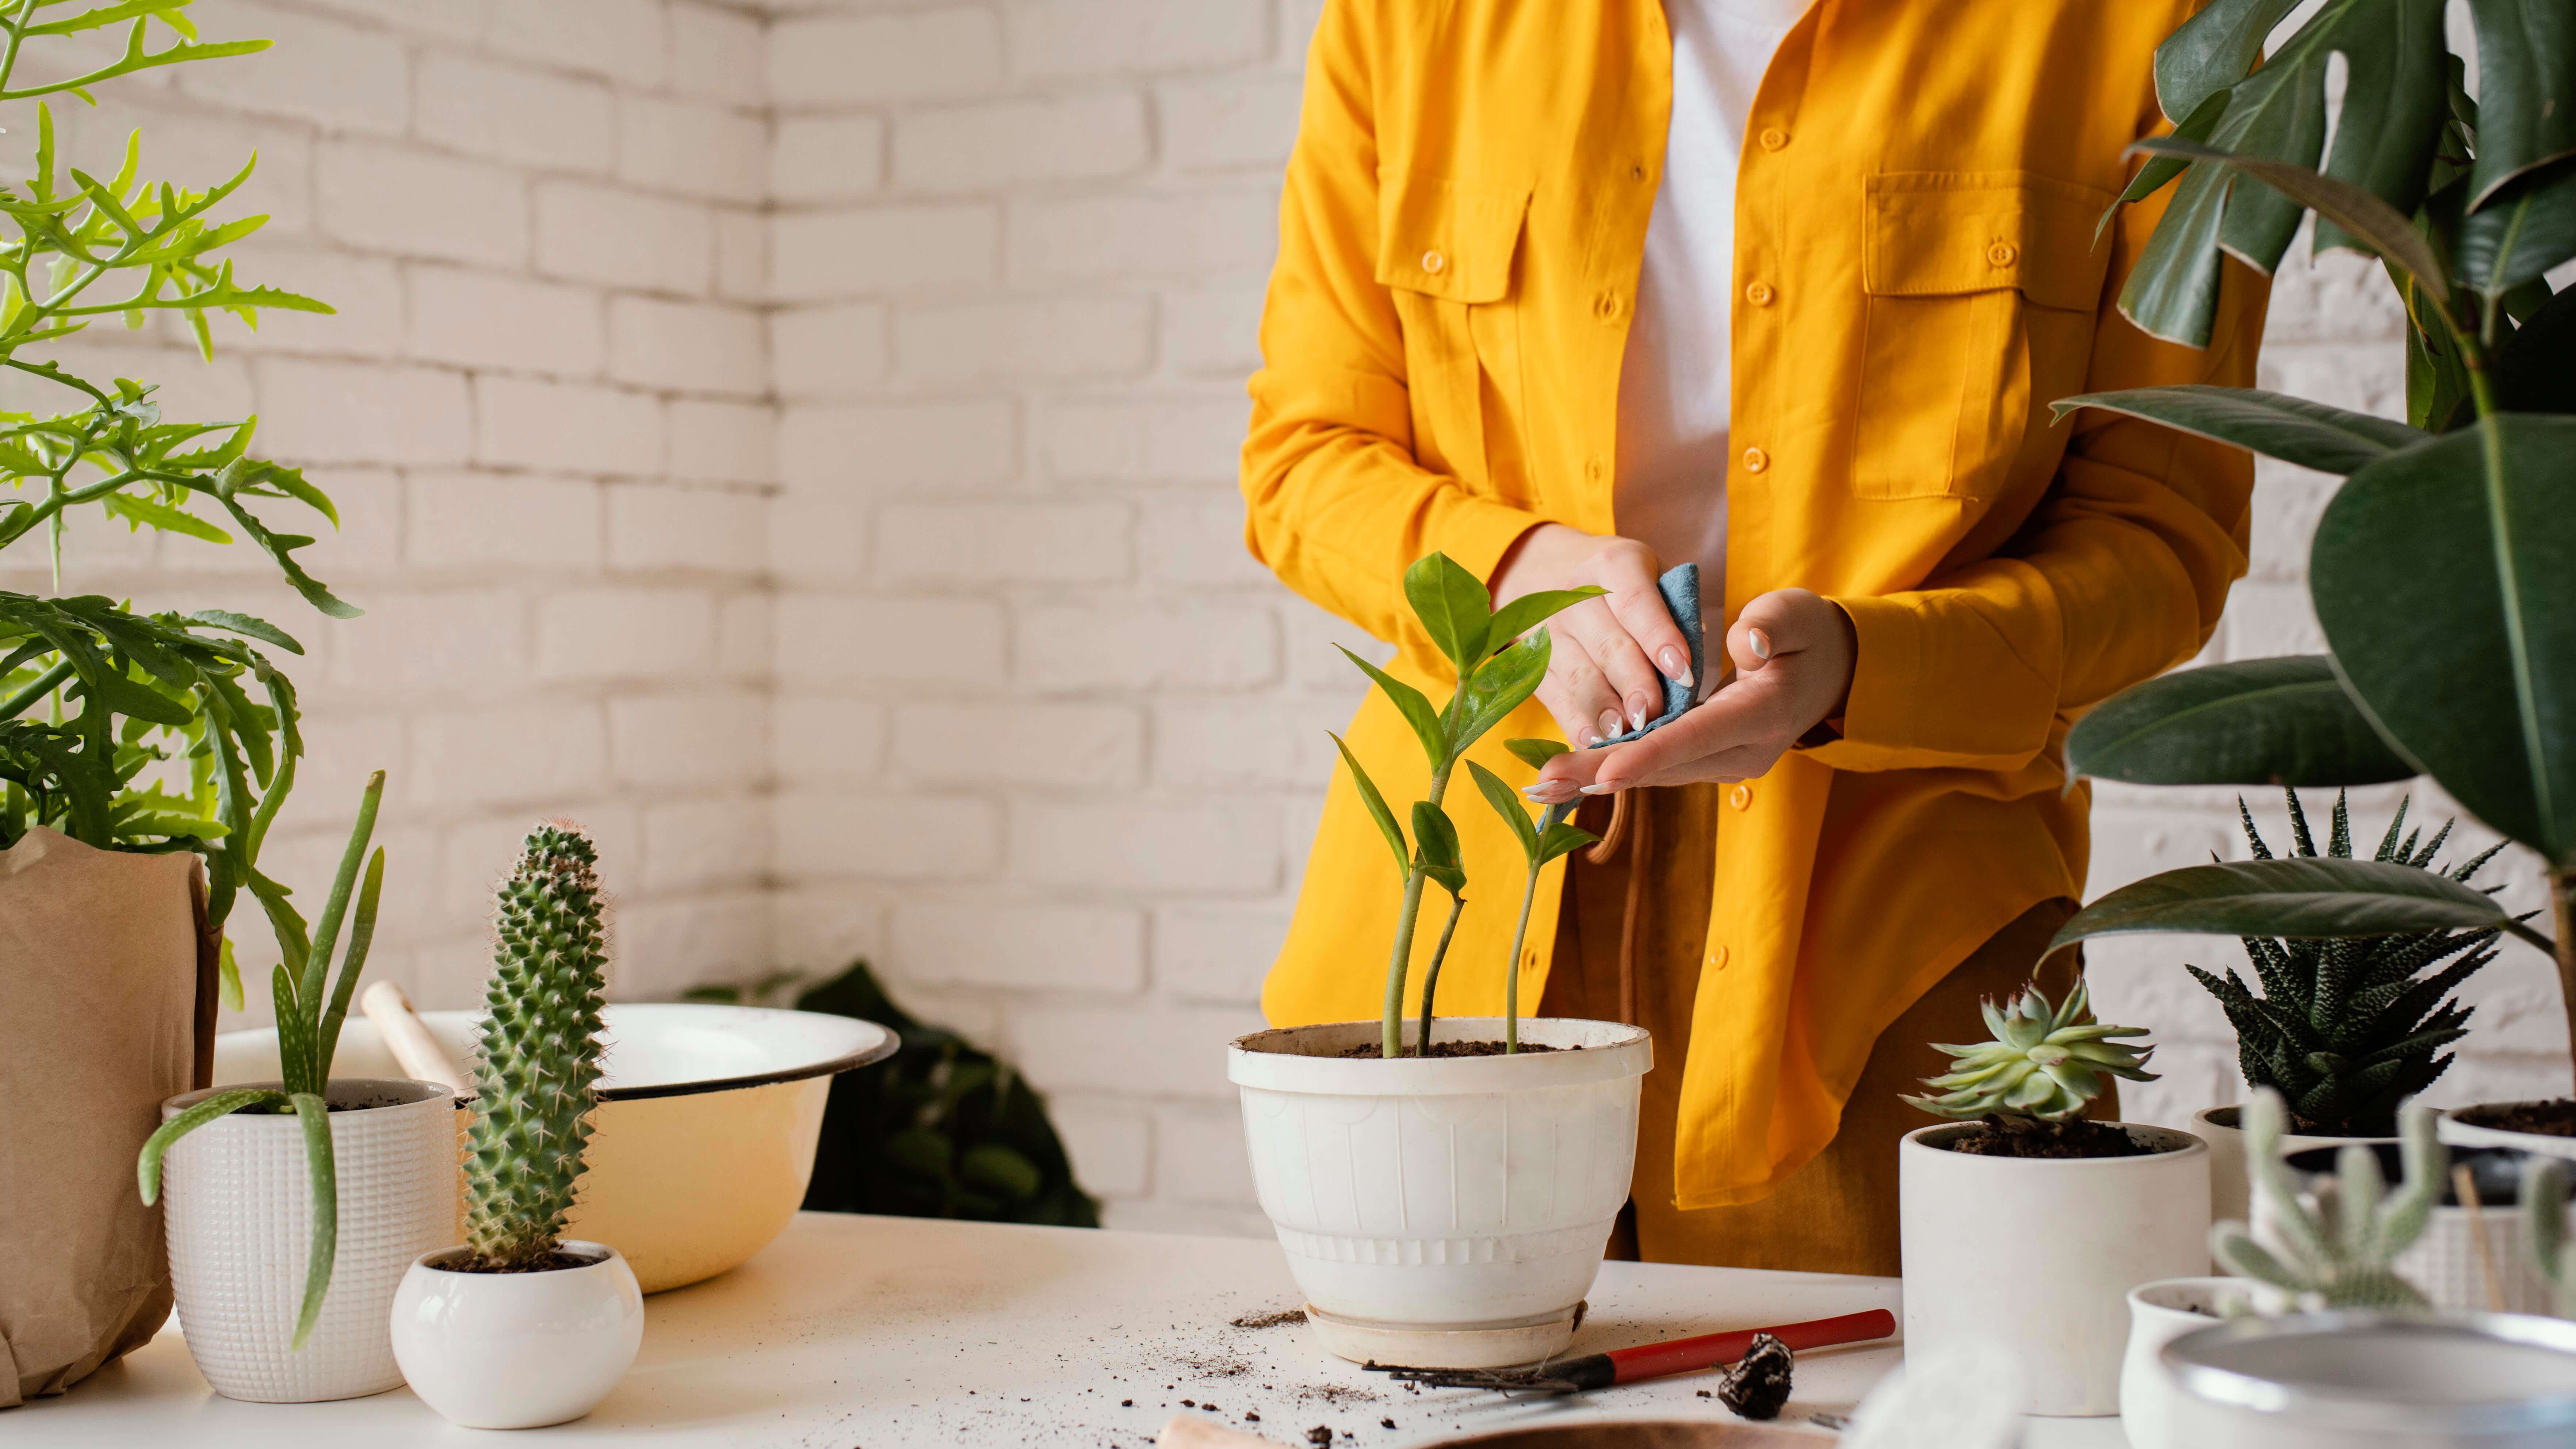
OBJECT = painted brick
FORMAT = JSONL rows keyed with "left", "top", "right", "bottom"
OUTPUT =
{"left": 295, "top": 0, "right": 483, "bottom": 43}
{"left": 616, "top": 893, "right": 772, "bottom": 1001}
{"left": 415, "top": 53, "right": 616, "bottom": 173}
{"left": 776, "top": 399, "right": 1018, "bottom": 493}
{"left": 767, "top": 495, "right": 868, "bottom": 585}
{"left": 668, "top": 399, "right": 776, "bottom": 484}
{"left": 77, "top": 100, "right": 316, "bottom": 239}
{"left": 1152, "top": 700, "right": 1344, "bottom": 788}
{"left": 1156, "top": 902, "right": 1290, "bottom": 1005}
{"left": 1158, "top": 74, "right": 1305, "bottom": 173}
{"left": 487, "top": 0, "right": 669, "bottom": 87}
{"left": 896, "top": 296, "right": 1155, "bottom": 383}
{"left": 891, "top": 898, "right": 1146, "bottom": 992}
{"left": 405, "top": 267, "right": 604, "bottom": 376}
{"left": 408, "top": 702, "right": 609, "bottom": 810}
{"left": 317, "top": 141, "right": 530, "bottom": 268}
{"left": 618, "top": 95, "right": 767, "bottom": 204}
{"left": 1012, "top": 190, "right": 1276, "bottom": 283}
{"left": 1043, "top": 395, "right": 1247, "bottom": 483}
{"left": 218, "top": 243, "right": 404, "bottom": 358}
{"left": 873, "top": 501, "right": 1131, "bottom": 585}
{"left": 609, "top": 691, "right": 770, "bottom": 788}
{"left": 284, "top": 467, "right": 402, "bottom": 575}
{"left": 256, "top": 358, "right": 473, "bottom": 466}
{"left": 1013, "top": 801, "right": 1279, "bottom": 893}
{"left": 769, "top": 887, "right": 887, "bottom": 978}
{"left": 1154, "top": 1106, "right": 1256, "bottom": 1204}
{"left": 772, "top": 116, "right": 886, "bottom": 203}
{"left": 714, "top": 207, "right": 768, "bottom": 301}
{"left": 1049, "top": 1099, "right": 1151, "bottom": 1197}
{"left": 668, "top": 1, "right": 768, "bottom": 108}
{"left": 1008, "top": 0, "right": 1267, "bottom": 79}
{"left": 771, "top": 303, "right": 891, "bottom": 398}
{"left": 405, "top": 471, "right": 602, "bottom": 568}
{"left": 1162, "top": 283, "right": 1267, "bottom": 378}
{"left": 177, "top": 2, "right": 410, "bottom": 137}
{"left": 770, "top": 204, "right": 1001, "bottom": 300}
{"left": 1007, "top": 1002, "right": 1264, "bottom": 1097}
{"left": 535, "top": 182, "right": 715, "bottom": 295}
{"left": 536, "top": 587, "right": 720, "bottom": 679}
{"left": 772, "top": 595, "right": 1008, "bottom": 687}
{"left": 773, "top": 695, "right": 888, "bottom": 783}
{"left": 476, "top": 375, "right": 665, "bottom": 477}
{"left": 893, "top": 94, "right": 1149, "bottom": 193}
{"left": 767, "top": 9, "right": 1002, "bottom": 106}
{"left": 1138, "top": 494, "right": 1269, "bottom": 587}
{"left": 2223, "top": 581, "right": 2327, "bottom": 659}
{"left": 775, "top": 791, "right": 1003, "bottom": 880}
{"left": 608, "top": 486, "right": 767, "bottom": 572}
{"left": 717, "top": 593, "right": 772, "bottom": 678}
{"left": 890, "top": 703, "right": 1143, "bottom": 788}
{"left": 641, "top": 796, "right": 769, "bottom": 892}
{"left": 1017, "top": 601, "right": 1277, "bottom": 692}
{"left": 607, "top": 296, "right": 768, "bottom": 396}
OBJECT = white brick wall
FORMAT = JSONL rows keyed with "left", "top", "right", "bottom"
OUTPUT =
{"left": 8, "top": 0, "right": 2555, "bottom": 1238}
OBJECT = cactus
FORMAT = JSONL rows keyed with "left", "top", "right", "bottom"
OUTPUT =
{"left": 1903, "top": 981, "right": 2157, "bottom": 1122}
{"left": 2212, "top": 1088, "right": 2439, "bottom": 1311}
{"left": 2523, "top": 1157, "right": 2576, "bottom": 1319}
{"left": 462, "top": 823, "right": 610, "bottom": 1269}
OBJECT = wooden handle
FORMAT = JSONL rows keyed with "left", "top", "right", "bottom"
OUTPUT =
{"left": 1604, "top": 1308, "right": 1896, "bottom": 1384}
{"left": 361, "top": 980, "right": 468, "bottom": 1093}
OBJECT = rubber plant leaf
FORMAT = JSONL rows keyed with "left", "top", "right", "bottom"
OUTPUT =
{"left": 1335, "top": 644, "right": 1446, "bottom": 773}
{"left": 1329, "top": 731, "right": 1410, "bottom": 879}
{"left": 2462, "top": 0, "right": 2576, "bottom": 210}
{"left": 2454, "top": 164, "right": 2576, "bottom": 303}
{"left": 2051, "top": 385, "right": 2430, "bottom": 476}
{"left": 1402, "top": 551, "right": 1490, "bottom": 671}
{"left": 2046, "top": 858, "right": 2557, "bottom": 959}
{"left": 1467, "top": 758, "right": 1541, "bottom": 865}
{"left": 2066, "top": 656, "right": 2416, "bottom": 786}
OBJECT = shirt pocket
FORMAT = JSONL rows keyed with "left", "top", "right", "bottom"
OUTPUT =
{"left": 1850, "top": 171, "right": 2117, "bottom": 502}
{"left": 1376, "top": 171, "right": 1533, "bottom": 493}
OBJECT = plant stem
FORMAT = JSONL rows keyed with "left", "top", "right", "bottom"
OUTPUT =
{"left": 1503, "top": 859, "right": 1540, "bottom": 1054}
{"left": 1381, "top": 865, "right": 1429, "bottom": 1059}
{"left": 2554, "top": 867, "right": 2576, "bottom": 1098}
{"left": 1415, "top": 890, "right": 1467, "bottom": 1056}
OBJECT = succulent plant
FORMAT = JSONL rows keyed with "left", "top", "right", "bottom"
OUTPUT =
{"left": 2186, "top": 790, "right": 2506, "bottom": 1137}
{"left": 2523, "top": 1157, "right": 2576, "bottom": 1320}
{"left": 462, "top": 823, "right": 609, "bottom": 1269}
{"left": 2212, "top": 1088, "right": 2438, "bottom": 1312}
{"left": 1903, "top": 981, "right": 2157, "bottom": 1122}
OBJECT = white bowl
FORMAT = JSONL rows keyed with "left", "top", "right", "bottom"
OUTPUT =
{"left": 2160, "top": 1312, "right": 2576, "bottom": 1447}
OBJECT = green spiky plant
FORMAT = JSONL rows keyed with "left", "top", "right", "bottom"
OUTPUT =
{"left": 2191, "top": 790, "right": 2509, "bottom": 1138}
{"left": 2212, "top": 1089, "right": 2441, "bottom": 1311}
{"left": 1904, "top": 980, "right": 2160, "bottom": 1123}
{"left": 460, "top": 823, "right": 609, "bottom": 1270}
{"left": 2520, "top": 1156, "right": 2576, "bottom": 1320}
{"left": 134, "top": 768, "right": 387, "bottom": 1349}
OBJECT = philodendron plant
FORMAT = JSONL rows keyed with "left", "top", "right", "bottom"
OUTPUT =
{"left": 2213, "top": 1089, "right": 2442, "bottom": 1311}
{"left": 135, "top": 768, "right": 386, "bottom": 1348}
{"left": 1331, "top": 553, "right": 1600, "bottom": 1058}
{"left": 2042, "top": 0, "right": 2575, "bottom": 1080}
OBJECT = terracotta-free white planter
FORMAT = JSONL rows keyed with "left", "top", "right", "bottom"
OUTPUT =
{"left": 2282, "top": 1143, "right": 2573, "bottom": 1317}
{"left": 2121, "top": 1276, "right": 2252, "bottom": 1449}
{"left": 2192, "top": 1104, "right": 2394, "bottom": 1230}
{"left": 159, "top": 1078, "right": 455, "bottom": 1402}
{"left": 2439, "top": 1100, "right": 2576, "bottom": 1163}
{"left": 1899, "top": 1121, "right": 2209, "bottom": 1416}
{"left": 391, "top": 1239, "right": 644, "bottom": 1429}
{"left": 2159, "top": 1312, "right": 2576, "bottom": 1447}
{"left": 1229, "top": 1017, "right": 1650, "bottom": 1368}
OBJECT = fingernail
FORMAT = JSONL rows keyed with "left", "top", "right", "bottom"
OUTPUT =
{"left": 1625, "top": 692, "right": 1652, "bottom": 732}
{"left": 1578, "top": 783, "right": 1618, "bottom": 796}
{"left": 1749, "top": 628, "right": 1772, "bottom": 661}
{"left": 1597, "top": 708, "right": 1624, "bottom": 741}
{"left": 1524, "top": 784, "right": 1573, "bottom": 803}
{"left": 1578, "top": 726, "right": 1603, "bottom": 748}
{"left": 1658, "top": 646, "right": 1693, "bottom": 688}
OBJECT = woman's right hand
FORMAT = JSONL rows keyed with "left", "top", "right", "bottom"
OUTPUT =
{"left": 1487, "top": 523, "right": 1694, "bottom": 749}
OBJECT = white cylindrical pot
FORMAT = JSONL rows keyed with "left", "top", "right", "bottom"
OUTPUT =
{"left": 2280, "top": 1143, "right": 2573, "bottom": 1317}
{"left": 2192, "top": 1104, "right": 2394, "bottom": 1230}
{"left": 391, "top": 1240, "right": 644, "bottom": 1429}
{"left": 160, "top": 1078, "right": 456, "bottom": 1402}
{"left": 1229, "top": 1017, "right": 1650, "bottom": 1367}
{"left": 2121, "top": 1276, "right": 2252, "bottom": 1449}
{"left": 2439, "top": 1101, "right": 2576, "bottom": 1163}
{"left": 1900, "top": 1121, "right": 2210, "bottom": 1417}
{"left": 2160, "top": 1312, "right": 2576, "bottom": 1448}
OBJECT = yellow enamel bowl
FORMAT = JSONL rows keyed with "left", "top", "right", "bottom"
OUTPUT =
{"left": 212, "top": 1003, "right": 896, "bottom": 1293}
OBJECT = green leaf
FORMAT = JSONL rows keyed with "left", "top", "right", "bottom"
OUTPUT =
{"left": 1536, "top": 819, "right": 1599, "bottom": 866}
{"left": 287, "top": 1090, "right": 335, "bottom": 1351}
{"left": 1504, "top": 737, "right": 1569, "bottom": 770}
{"left": 1449, "top": 630, "right": 1551, "bottom": 764}
{"left": 958, "top": 1142, "right": 1042, "bottom": 1202}
{"left": 2311, "top": 414, "right": 2576, "bottom": 865}
{"left": 2067, "top": 657, "right": 2417, "bottom": 786}
{"left": 99, "top": 489, "right": 230, "bottom": 542}
{"left": 184, "top": 608, "right": 301, "bottom": 655}
{"left": 1328, "top": 731, "right": 1409, "bottom": 878}
{"left": 1468, "top": 758, "right": 1540, "bottom": 865}
{"left": 2455, "top": 164, "right": 2576, "bottom": 302}
{"left": 2049, "top": 858, "right": 2556, "bottom": 958}
{"left": 1335, "top": 645, "right": 1446, "bottom": 772}
{"left": 2052, "top": 384, "right": 2430, "bottom": 475}
{"left": 1484, "top": 587, "right": 1606, "bottom": 658}
{"left": 314, "top": 845, "right": 383, "bottom": 1075}
{"left": 1402, "top": 552, "right": 1491, "bottom": 670}
{"left": 2494, "top": 285, "right": 2576, "bottom": 415}
{"left": 1411, "top": 799, "right": 1461, "bottom": 875}
{"left": 2100, "top": 89, "right": 2233, "bottom": 246}
{"left": 2462, "top": 0, "right": 2576, "bottom": 210}
{"left": 2132, "top": 136, "right": 2451, "bottom": 306}
{"left": 2153, "top": 0, "right": 2304, "bottom": 123}
{"left": 135, "top": 1085, "right": 285, "bottom": 1203}
{"left": 295, "top": 770, "right": 383, "bottom": 1014}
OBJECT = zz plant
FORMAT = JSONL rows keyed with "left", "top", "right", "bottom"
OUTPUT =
{"left": 135, "top": 769, "right": 386, "bottom": 1349}
{"left": 2048, "top": 0, "right": 2576, "bottom": 1079}
{"left": 0, "top": 1, "right": 344, "bottom": 1009}
{"left": 1331, "top": 553, "right": 1599, "bottom": 1057}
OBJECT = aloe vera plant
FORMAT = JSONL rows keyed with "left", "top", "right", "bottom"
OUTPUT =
{"left": 134, "top": 769, "right": 387, "bottom": 1349}
{"left": 1331, "top": 553, "right": 1599, "bottom": 1057}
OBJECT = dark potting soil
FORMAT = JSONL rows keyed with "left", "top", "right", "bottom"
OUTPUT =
{"left": 1229, "top": 1309, "right": 1308, "bottom": 1329}
{"left": 1717, "top": 1333, "right": 1795, "bottom": 1421}
{"left": 1328, "top": 1040, "right": 1568, "bottom": 1059}
{"left": 1935, "top": 1114, "right": 2167, "bottom": 1159}
{"left": 2455, "top": 1098, "right": 2576, "bottom": 1138}
{"left": 442, "top": 1250, "right": 598, "bottom": 1274}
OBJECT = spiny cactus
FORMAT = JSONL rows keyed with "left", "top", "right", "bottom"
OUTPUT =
{"left": 463, "top": 823, "right": 609, "bottom": 1269}
{"left": 1904, "top": 980, "right": 2157, "bottom": 1121}
{"left": 2523, "top": 1157, "right": 2576, "bottom": 1320}
{"left": 2190, "top": 790, "right": 2506, "bottom": 1136}
{"left": 2212, "top": 1089, "right": 2438, "bottom": 1311}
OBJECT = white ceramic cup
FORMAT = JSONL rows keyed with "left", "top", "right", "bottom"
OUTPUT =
{"left": 390, "top": 1239, "right": 644, "bottom": 1429}
{"left": 2120, "top": 1276, "right": 2252, "bottom": 1449}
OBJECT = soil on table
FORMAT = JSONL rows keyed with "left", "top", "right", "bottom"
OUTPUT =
{"left": 1329, "top": 1040, "right": 1567, "bottom": 1059}
{"left": 2455, "top": 1098, "right": 2576, "bottom": 1138}
{"left": 1935, "top": 1113, "right": 2167, "bottom": 1159}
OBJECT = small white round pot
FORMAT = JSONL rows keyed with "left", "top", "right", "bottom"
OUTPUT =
{"left": 2439, "top": 1100, "right": 2576, "bottom": 1163}
{"left": 1899, "top": 1121, "right": 2209, "bottom": 1417}
{"left": 160, "top": 1078, "right": 456, "bottom": 1403}
{"left": 391, "top": 1239, "right": 643, "bottom": 1429}
{"left": 2121, "top": 1276, "right": 2252, "bottom": 1449}
{"left": 1229, "top": 1017, "right": 1651, "bottom": 1368}
{"left": 2160, "top": 1312, "right": 2576, "bottom": 1448}
{"left": 2193, "top": 1104, "right": 2394, "bottom": 1230}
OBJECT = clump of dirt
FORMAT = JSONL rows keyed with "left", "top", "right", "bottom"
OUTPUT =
{"left": 1935, "top": 1114, "right": 2164, "bottom": 1159}
{"left": 1330, "top": 1040, "right": 1567, "bottom": 1059}
{"left": 1716, "top": 1333, "right": 1793, "bottom": 1420}
{"left": 2455, "top": 1098, "right": 2576, "bottom": 1138}
{"left": 1230, "top": 1309, "right": 1307, "bottom": 1329}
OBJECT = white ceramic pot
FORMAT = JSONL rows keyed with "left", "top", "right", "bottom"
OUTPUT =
{"left": 1899, "top": 1121, "right": 2209, "bottom": 1416}
{"left": 1229, "top": 1017, "right": 1651, "bottom": 1368}
{"left": 2120, "top": 1276, "right": 2252, "bottom": 1449}
{"left": 2439, "top": 1100, "right": 2576, "bottom": 1163}
{"left": 2160, "top": 1312, "right": 2576, "bottom": 1447}
{"left": 2192, "top": 1104, "right": 2395, "bottom": 1230}
{"left": 391, "top": 1239, "right": 644, "bottom": 1429}
{"left": 160, "top": 1078, "right": 456, "bottom": 1402}
{"left": 2281, "top": 1143, "right": 2573, "bottom": 1317}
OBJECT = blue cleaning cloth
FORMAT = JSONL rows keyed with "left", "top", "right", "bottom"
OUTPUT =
{"left": 1591, "top": 562, "right": 1703, "bottom": 748}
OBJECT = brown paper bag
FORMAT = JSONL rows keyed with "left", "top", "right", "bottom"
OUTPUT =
{"left": 0, "top": 826, "right": 217, "bottom": 1407}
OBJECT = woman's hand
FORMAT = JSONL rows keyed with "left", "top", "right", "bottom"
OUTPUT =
{"left": 1522, "top": 588, "right": 1857, "bottom": 803}
{"left": 1489, "top": 523, "right": 1694, "bottom": 749}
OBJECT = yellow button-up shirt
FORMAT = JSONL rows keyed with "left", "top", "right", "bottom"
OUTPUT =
{"left": 1242, "top": 0, "right": 2267, "bottom": 1209}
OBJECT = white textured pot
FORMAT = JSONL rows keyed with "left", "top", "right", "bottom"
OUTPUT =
{"left": 160, "top": 1078, "right": 456, "bottom": 1402}
{"left": 2281, "top": 1143, "right": 2574, "bottom": 1317}
{"left": 1229, "top": 1017, "right": 1650, "bottom": 1368}
{"left": 2160, "top": 1312, "right": 2576, "bottom": 1448}
{"left": 391, "top": 1240, "right": 644, "bottom": 1429}
{"left": 1899, "top": 1121, "right": 2209, "bottom": 1416}
{"left": 2192, "top": 1104, "right": 2394, "bottom": 1230}
{"left": 2439, "top": 1100, "right": 2576, "bottom": 1163}
{"left": 2121, "top": 1276, "right": 2252, "bottom": 1449}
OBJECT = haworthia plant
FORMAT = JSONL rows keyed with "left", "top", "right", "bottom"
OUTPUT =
{"left": 2212, "top": 1090, "right": 2441, "bottom": 1311}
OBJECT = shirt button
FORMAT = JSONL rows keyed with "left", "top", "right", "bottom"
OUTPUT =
{"left": 1631, "top": 163, "right": 1647, "bottom": 182}
{"left": 1729, "top": 783, "right": 1753, "bottom": 810}
{"left": 1758, "top": 127, "right": 1789, "bottom": 151}
{"left": 1593, "top": 291, "right": 1623, "bottom": 321}
{"left": 1744, "top": 281, "right": 1775, "bottom": 306}
{"left": 1740, "top": 446, "right": 1769, "bottom": 474}
{"left": 1422, "top": 249, "right": 1446, "bottom": 274}
{"left": 1584, "top": 455, "right": 1606, "bottom": 482}
{"left": 1705, "top": 945, "right": 1732, "bottom": 971}
{"left": 1987, "top": 241, "right": 2018, "bottom": 267}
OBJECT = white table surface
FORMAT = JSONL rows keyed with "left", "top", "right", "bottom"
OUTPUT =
{"left": 16, "top": 1213, "right": 2124, "bottom": 1447}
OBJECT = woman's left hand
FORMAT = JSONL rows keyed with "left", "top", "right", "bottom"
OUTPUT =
{"left": 1523, "top": 588, "right": 1857, "bottom": 803}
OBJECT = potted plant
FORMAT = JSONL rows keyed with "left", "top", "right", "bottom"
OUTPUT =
{"left": 391, "top": 824, "right": 643, "bottom": 1429}
{"left": 1228, "top": 552, "right": 1651, "bottom": 1370}
{"left": 1897, "top": 980, "right": 2206, "bottom": 1416}
{"left": 138, "top": 771, "right": 454, "bottom": 1403}
{"left": 2042, "top": 0, "right": 2576, "bottom": 1160}
{"left": 2183, "top": 790, "right": 2507, "bottom": 1221}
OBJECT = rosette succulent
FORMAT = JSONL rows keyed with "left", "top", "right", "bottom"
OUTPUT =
{"left": 1904, "top": 981, "right": 2157, "bottom": 1122}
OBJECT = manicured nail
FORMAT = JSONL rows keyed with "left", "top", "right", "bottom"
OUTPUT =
{"left": 1625, "top": 692, "right": 1653, "bottom": 732}
{"left": 1658, "top": 646, "right": 1693, "bottom": 688}
{"left": 1524, "top": 783, "right": 1574, "bottom": 803}
{"left": 1578, "top": 726, "right": 1603, "bottom": 748}
{"left": 1578, "top": 783, "right": 1618, "bottom": 796}
{"left": 1597, "top": 708, "right": 1624, "bottom": 741}
{"left": 1749, "top": 628, "right": 1773, "bottom": 661}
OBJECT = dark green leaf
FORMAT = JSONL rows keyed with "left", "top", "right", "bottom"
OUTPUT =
{"left": 2052, "top": 384, "right": 2429, "bottom": 475}
{"left": 2067, "top": 657, "right": 2416, "bottom": 786}
{"left": 2463, "top": 0, "right": 2576, "bottom": 210}
{"left": 1467, "top": 758, "right": 1540, "bottom": 865}
{"left": 2494, "top": 284, "right": 2576, "bottom": 414}
{"left": 1328, "top": 731, "right": 1409, "bottom": 878}
{"left": 1504, "top": 737, "right": 1569, "bottom": 770}
{"left": 2132, "top": 136, "right": 2450, "bottom": 306}
{"left": 1449, "top": 630, "right": 1550, "bottom": 764}
{"left": 2397, "top": 264, "right": 2477, "bottom": 431}
{"left": 2049, "top": 858, "right": 2556, "bottom": 957}
{"left": 1411, "top": 799, "right": 1461, "bottom": 874}
{"left": 1336, "top": 645, "right": 1446, "bottom": 772}
{"left": 1536, "top": 820, "right": 1599, "bottom": 866}
{"left": 1484, "top": 587, "right": 1606, "bottom": 658}
{"left": 287, "top": 1091, "right": 335, "bottom": 1350}
{"left": 1402, "top": 552, "right": 1491, "bottom": 670}
{"left": 2100, "top": 89, "right": 2233, "bottom": 246}
{"left": 2457, "top": 164, "right": 2576, "bottom": 303}
{"left": 958, "top": 1142, "right": 1042, "bottom": 1201}
{"left": 2154, "top": 0, "right": 2304, "bottom": 123}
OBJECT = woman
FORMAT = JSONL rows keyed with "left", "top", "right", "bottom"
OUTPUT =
{"left": 1240, "top": 0, "right": 2267, "bottom": 1275}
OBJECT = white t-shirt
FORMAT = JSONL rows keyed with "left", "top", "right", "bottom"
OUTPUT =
{"left": 1614, "top": 0, "right": 1805, "bottom": 619}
